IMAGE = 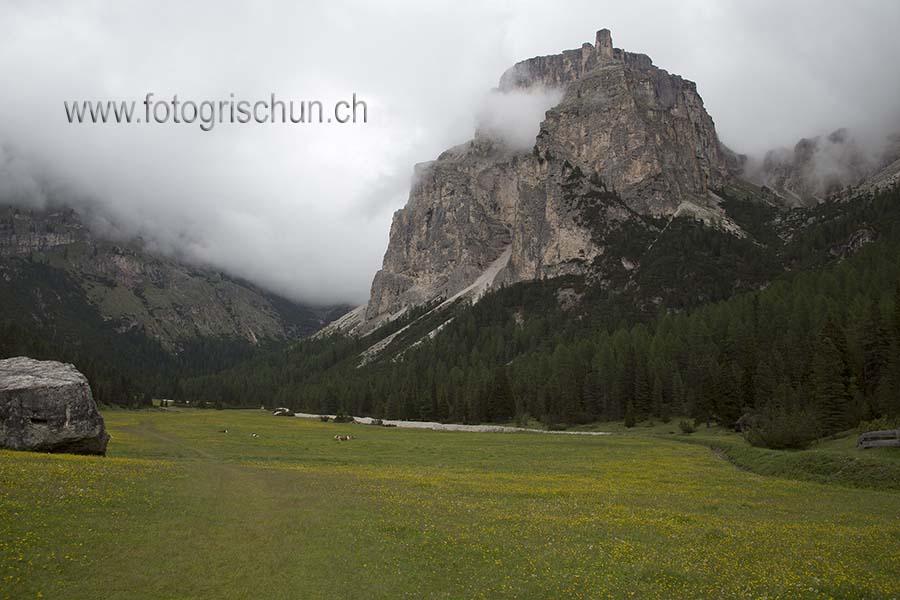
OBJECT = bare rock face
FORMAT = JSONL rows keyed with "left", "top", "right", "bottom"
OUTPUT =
{"left": 0, "top": 357, "right": 110, "bottom": 455}
{"left": 364, "top": 29, "right": 735, "bottom": 327}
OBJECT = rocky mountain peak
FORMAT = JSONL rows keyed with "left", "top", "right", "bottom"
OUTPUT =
{"left": 352, "top": 29, "right": 741, "bottom": 332}
{"left": 595, "top": 28, "right": 614, "bottom": 59}
{"left": 498, "top": 29, "right": 630, "bottom": 90}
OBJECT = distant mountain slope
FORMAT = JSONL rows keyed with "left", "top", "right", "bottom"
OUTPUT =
{"left": 0, "top": 203, "right": 349, "bottom": 405}
{"left": 751, "top": 129, "right": 900, "bottom": 206}
{"left": 0, "top": 205, "right": 348, "bottom": 353}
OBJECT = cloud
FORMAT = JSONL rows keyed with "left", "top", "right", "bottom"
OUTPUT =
{"left": 476, "top": 87, "right": 564, "bottom": 150}
{"left": 0, "top": 144, "right": 46, "bottom": 208}
{"left": 0, "top": 0, "right": 898, "bottom": 305}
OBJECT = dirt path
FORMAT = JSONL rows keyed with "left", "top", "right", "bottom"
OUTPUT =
{"left": 292, "top": 412, "right": 611, "bottom": 436}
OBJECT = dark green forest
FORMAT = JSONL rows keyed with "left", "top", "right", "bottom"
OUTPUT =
{"left": 0, "top": 316, "right": 276, "bottom": 408}
{"left": 0, "top": 274, "right": 277, "bottom": 411}
{"left": 177, "top": 186, "right": 900, "bottom": 447}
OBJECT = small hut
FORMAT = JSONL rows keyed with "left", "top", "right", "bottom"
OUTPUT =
{"left": 857, "top": 429, "right": 900, "bottom": 449}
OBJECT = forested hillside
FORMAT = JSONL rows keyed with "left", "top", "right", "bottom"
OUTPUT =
{"left": 178, "top": 186, "right": 900, "bottom": 446}
{"left": 0, "top": 204, "right": 350, "bottom": 406}
{"left": 0, "top": 317, "right": 280, "bottom": 408}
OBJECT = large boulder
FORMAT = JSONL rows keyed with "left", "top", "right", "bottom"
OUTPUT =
{"left": 0, "top": 357, "right": 110, "bottom": 455}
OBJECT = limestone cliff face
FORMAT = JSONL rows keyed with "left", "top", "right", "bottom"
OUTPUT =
{"left": 364, "top": 30, "right": 736, "bottom": 326}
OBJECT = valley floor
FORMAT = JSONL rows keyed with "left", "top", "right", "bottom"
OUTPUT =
{"left": 2, "top": 410, "right": 899, "bottom": 599}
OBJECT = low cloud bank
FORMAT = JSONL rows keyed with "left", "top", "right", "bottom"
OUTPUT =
{"left": 476, "top": 87, "right": 564, "bottom": 150}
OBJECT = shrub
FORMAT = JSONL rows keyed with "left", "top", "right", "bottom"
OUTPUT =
{"left": 319, "top": 415, "right": 331, "bottom": 422}
{"left": 742, "top": 409, "right": 818, "bottom": 450}
{"left": 332, "top": 412, "right": 355, "bottom": 423}
{"left": 678, "top": 419, "right": 696, "bottom": 434}
{"left": 514, "top": 412, "right": 529, "bottom": 428}
{"left": 624, "top": 413, "right": 637, "bottom": 428}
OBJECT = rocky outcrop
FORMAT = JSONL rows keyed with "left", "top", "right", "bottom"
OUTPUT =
{"left": 829, "top": 227, "right": 877, "bottom": 260}
{"left": 363, "top": 29, "right": 737, "bottom": 327}
{"left": 0, "top": 357, "right": 109, "bottom": 455}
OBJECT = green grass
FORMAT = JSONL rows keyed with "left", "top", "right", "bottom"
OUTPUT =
{"left": 570, "top": 418, "right": 900, "bottom": 490}
{"left": 2, "top": 410, "right": 900, "bottom": 599}
{"left": 683, "top": 428, "right": 900, "bottom": 491}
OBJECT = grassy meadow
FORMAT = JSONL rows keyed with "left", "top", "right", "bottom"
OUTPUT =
{"left": 2, "top": 409, "right": 899, "bottom": 599}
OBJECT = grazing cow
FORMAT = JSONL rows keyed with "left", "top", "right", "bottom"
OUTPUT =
{"left": 333, "top": 435, "right": 353, "bottom": 441}
{"left": 219, "top": 429, "right": 229, "bottom": 434}
{"left": 250, "top": 433, "right": 259, "bottom": 438}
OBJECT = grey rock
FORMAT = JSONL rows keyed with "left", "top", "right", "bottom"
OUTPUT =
{"left": 0, "top": 357, "right": 110, "bottom": 455}
{"left": 829, "top": 227, "right": 877, "bottom": 259}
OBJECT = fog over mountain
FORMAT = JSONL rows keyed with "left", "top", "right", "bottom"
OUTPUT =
{"left": 1, "top": 0, "right": 898, "bottom": 305}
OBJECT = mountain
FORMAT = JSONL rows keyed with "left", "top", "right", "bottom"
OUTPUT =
{"left": 322, "top": 29, "right": 900, "bottom": 342}
{"left": 750, "top": 128, "right": 900, "bottom": 206}
{"left": 178, "top": 183, "right": 900, "bottom": 435}
{"left": 345, "top": 29, "right": 747, "bottom": 334}
{"left": 184, "top": 28, "right": 900, "bottom": 442}
{"left": 0, "top": 204, "right": 346, "bottom": 351}
{"left": 0, "top": 203, "right": 348, "bottom": 404}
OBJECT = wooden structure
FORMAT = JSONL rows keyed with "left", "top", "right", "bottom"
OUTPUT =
{"left": 857, "top": 429, "right": 900, "bottom": 449}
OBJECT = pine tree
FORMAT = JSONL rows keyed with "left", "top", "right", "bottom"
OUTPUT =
{"left": 651, "top": 373, "right": 665, "bottom": 419}
{"left": 716, "top": 362, "right": 743, "bottom": 427}
{"left": 581, "top": 372, "right": 601, "bottom": 420}
{"left": 881, "top": 283, "right": 900, "bottom": 417}
{"left": 623, "top": 399, "right": 636, "bottom": 428}
{"left": 617, "top": 346, "right": 636, "bottom": 420}
{"left": 633, "top": 354, "right": 651, "bottom": 417}
{"left": 861, "top": 300, "right": 889, "bottom": 399}
{"left": 894, "top": 282, "right": 900, "bottom": 341}
{"left": 754, "top": 359, "right": 777, "bottom": 410}
{"left": 812, "top": 335, "right": 849, "bottom": 435}
{"left": 486, "top": 366, "right": 515, "bottom": 422}
{"left": 671, "top": 370, "right": 686, "bottom": 416}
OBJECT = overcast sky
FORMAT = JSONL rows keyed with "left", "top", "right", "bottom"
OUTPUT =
{"left": 1, "top": 0, "right": 899, "bottom": 305}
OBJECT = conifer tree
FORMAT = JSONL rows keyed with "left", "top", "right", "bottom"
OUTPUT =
{"left": 894, "top": 283, "right": 900, "bottom": 340}
{"left": 633, "top": 356, "right": 651, "bottom": 416}
{"left": 670, "top": 370, "right": 686, "bottom": 416}
{"left": 754, "top": 359, "right": 777, "bottom": 410}
{"left": 487, "top": 366, "right": 515, "bottom": 422}
{"left": 861, "top": 300, "right": 889, "bottom": 399}
{"left": 812, "top": 335, "right": 849, "bottom": 435}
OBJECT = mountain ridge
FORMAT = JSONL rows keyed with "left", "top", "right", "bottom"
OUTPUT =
{"left": 0, "top": 204, "right": 349, "bottom": 353}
